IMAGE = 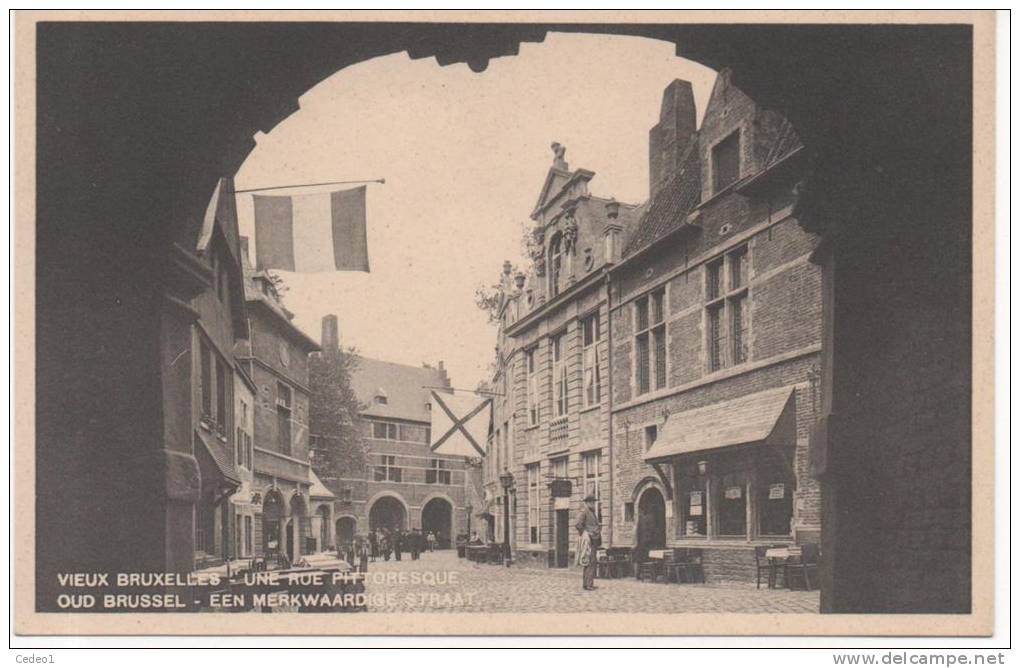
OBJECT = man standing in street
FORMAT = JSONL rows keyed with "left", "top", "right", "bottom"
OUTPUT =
{"left": 575, "top": 494, "right": 601, "bottom": 591}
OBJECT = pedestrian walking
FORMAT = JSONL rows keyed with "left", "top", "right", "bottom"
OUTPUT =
{"left": 576, "top": 494, "right": 602, "bottom": 591}
{"left": 369, "top": 531, "right": 378, "bottom": 562}
{"left": 394, "top": 530, "right": 403, "bottom": 561}
{"left": 427, "top": 531, "right": 436, "bottom": 552}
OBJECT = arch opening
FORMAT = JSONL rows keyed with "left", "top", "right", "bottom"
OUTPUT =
{"left": 421, "top": 497, "right": 454, "bottom": 549}
{"left": 368, "top": 495, "right": 407, "bottom": 533}
{"left": 635, "top": 487, "right": 667, "bottom": 564}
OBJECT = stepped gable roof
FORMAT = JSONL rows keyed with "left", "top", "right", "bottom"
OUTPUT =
{"left": 622, "top": 141, "right": 702, "bottom": 258}
{"left": 351, "top": 356, "right": 451, "bottom": 423}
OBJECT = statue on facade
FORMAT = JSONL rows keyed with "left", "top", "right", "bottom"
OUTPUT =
{"left": 551, "top": 142, "right": 568, "bottom": 170}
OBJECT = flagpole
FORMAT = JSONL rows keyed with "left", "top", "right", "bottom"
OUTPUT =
{"left": 232, "top": 178, "right": 386, "bottom": 195}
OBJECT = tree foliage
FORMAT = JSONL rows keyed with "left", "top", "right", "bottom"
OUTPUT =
{"left": 308, "top": 347, "right": 367, "bottom": 479}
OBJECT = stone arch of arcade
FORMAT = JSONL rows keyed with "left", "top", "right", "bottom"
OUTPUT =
{"left": 366, "top": 492, "right": 409, "bottom": 533}
{"left": 34, "top": 20, "right": 977, "bottom": 615}
{"left": 420, "top": 492, "right": 456, "bottom": 549}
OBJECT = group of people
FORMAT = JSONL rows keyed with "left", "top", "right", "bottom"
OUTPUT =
{"left": 337, "top": 528, "right": 440, "bottom": 571}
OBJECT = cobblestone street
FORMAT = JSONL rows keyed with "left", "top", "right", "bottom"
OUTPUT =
{"left": 360, "top": 550, "right": 819, "bottom": 614}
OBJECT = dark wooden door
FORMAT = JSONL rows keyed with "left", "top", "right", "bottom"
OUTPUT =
{"left": 555, "top": 509, "right": 570, "bottom": 568}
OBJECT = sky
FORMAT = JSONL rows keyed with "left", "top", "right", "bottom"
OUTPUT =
{"left": 234, "top": 32, "right": 716, "bottom": 390}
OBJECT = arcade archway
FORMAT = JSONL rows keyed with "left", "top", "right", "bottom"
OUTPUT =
{"left": 421, "top": 497, "right": 453, "bottom": 549}
{"left": 368, "top": 495, "right": 407, "bottom": 532}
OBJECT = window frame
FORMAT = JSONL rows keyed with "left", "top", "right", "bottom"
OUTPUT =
{"left": 705, "top": 244, "right": 751, "bottom": 373}
{"left": 633, "top": 287, "right": 668, "bottom": 395}
{"left": 581, "top": 312, "right": 602, "bottom": 408}
{"left": 548, "top": 233, "right": 563, "bottom": 298}
{"left": 582, "top": 450, "right": 601, "bottom": 512}
{"left": 712, "top": 129, "right": 742, "bottom": 194}
{"left": 525, "top": 347, "right": 539, "bottom": 426}
{"left": 374, "top": 454, "right": 402, "bottom": 482}
{"left": 550, "top": 332, "right": 567, "bottom": 418}
{"left": 426, "top": 458, "right": 452, "bottom": 485}
{"left": 276, "top": 382, "right": 292, "bottom": 455}
{"left": 527, "top": 463, "right": 541, "bottom": 544}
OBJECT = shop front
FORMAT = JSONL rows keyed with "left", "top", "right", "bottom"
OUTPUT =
{"left": 642, "top": 386, "right": 806, "bottom": 584}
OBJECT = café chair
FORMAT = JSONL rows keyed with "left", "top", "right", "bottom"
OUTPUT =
{"left": 785, "top": 543, "right": 820, "bottom": 590}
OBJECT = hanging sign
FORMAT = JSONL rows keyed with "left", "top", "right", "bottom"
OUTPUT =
{"left": 724, "top": 486, "right": 743, "bottom": 500}
{"left": 769, "top": 483, "right": 786, "bottom": 500}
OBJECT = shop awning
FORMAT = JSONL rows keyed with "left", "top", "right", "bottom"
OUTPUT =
{"left": 195, "top": 429, "right": 241, "bottom": 489}
{"left": 643, "top": 386, "right": 796, "bottom": 463}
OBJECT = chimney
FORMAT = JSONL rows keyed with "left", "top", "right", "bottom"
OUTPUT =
{"left": 649, "top": 79, "right": 697, "bottom": 198}
{"left": 321, "top": 314, "right": 339, "bottom": 352}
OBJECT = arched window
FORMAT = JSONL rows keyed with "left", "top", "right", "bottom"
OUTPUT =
{"left": 548, "top": 232, "right": 563, "bottom": 298}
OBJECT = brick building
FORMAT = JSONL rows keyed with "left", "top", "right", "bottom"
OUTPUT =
{"left": 318, "top": 319, "right": 468, "bottom": 549}
{"left": 485, "top": 146, "right": 641, "bottom": 568}
{"left": 481, "top": 75, "right": 822, "bottom": 580}
{"left": 235, "top": 240, "right": 322, "bottom": 563}
{"left": 609, "top": 75, "right": 821, "bottom": 583}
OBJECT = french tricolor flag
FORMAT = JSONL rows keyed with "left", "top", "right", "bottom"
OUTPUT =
{"left": 253, "top": 186, "right": 370, "bottom": 272}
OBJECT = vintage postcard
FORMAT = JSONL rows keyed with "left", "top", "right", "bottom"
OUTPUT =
{"left": 12, "top": 10, "right": 997, "bottom": 637}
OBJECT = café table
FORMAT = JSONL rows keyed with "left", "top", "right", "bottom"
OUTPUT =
{"left": 764, "top": 547, "right": 797, "bottom": 589}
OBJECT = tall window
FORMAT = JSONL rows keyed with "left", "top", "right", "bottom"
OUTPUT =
{"left": 426, "top": 458, "right": 451, "bottom": 485}
{"left": 215, "top": 360, "right": 227, "bottom": 435}
{"left": 374, "top": 454, "right": 402, "bottom": 482}
{"left": 551, "top": 456, "right": 568, "bottom": 479}
{"left": 583, "top": 451, "right": 601, "bottom": 510}
{"left": 549, "top": 233, "right": 563, "bottom": 298}
{"left": 717, "top": 474, "right": 747, "bottom": 537}
{"left": 276, "top": 382, "right": 292, "bottom": 454}
{"left": 551, "top": 333, "right": 567, "bottom": 417}
{"left": 712, "top": 130, "right": 741, "bottom": 193}
{"left": 200, "top": 341, "right": 212, "bottom": 418}
{"left": 527, "top": 464, "right": 540, "bottom": 543}
{"left": 526, "top": 348, "right": 538, "bottom": 425}
{"left": 244, "top": 515, "right": 253, "bottom": 556}
{"left": 582, "top": 313, "right": 602, "bottom": 407}
{"left": 706, "top": 245, "right": 750, "bottom": 372}
{"left": 635, "top": 288, "right": 667, "bottom": 395}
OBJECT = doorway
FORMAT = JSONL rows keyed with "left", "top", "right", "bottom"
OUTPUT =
{"left": 421, "top": 497, "right": 453, "bottom": 548}
{"left": 336, "top": 516, "right": 356, "bottom": 547}
{"left": 636, "top": 487, "right": 666, "bottom": 564}
{"left": 555, "top": 509, "right": 570, "bottom": 568}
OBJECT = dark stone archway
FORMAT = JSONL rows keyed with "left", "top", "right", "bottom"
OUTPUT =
{"left": 32, "top": 20, "right": 978, "bottom": 614}
{"left": 421, "top": 497, "right": 454, "bottom": 549}
{"left": 368, "top": 495, "right": 407, "bottom": 532}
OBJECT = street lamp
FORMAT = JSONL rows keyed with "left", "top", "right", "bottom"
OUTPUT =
{"left": 466, "top": 504, "right": 472, "bottom": 538}
{"left": 499, "top": 469, "right": 515, "bottom": 567}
